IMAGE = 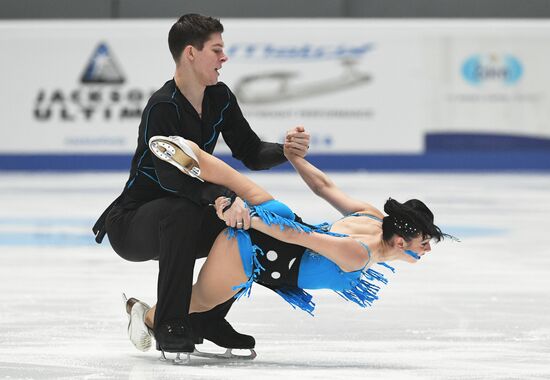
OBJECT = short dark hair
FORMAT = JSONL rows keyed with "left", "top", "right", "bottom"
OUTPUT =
{"left": 168, "top": 14, "right": 224, "bottom": 62}
{"left": 382, "top": 198, "right": 453, "bottom": 243}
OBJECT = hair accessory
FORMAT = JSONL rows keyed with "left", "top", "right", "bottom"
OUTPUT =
{"left": 393, "top": 217, "right": 418, "bottom": 235}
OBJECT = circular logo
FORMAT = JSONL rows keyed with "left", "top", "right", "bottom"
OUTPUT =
{"left": 462, "top": 54, "right": 523, "bottom": 85}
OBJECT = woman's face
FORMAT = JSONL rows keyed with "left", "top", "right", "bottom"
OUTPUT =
{"left": 401, "top": 236, "right": 432, "bottom": 263}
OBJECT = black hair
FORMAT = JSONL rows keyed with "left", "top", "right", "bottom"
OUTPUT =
{"left": 168, "top": 14, "right": 224, "bottom": 62}
{"left": 382, "top": 198, "right": 452, "bottom": 243}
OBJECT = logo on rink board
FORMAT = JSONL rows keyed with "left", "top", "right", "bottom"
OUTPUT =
{"left": 33, "top": 42, "right": 153, "bottom": 123}
{"left": 81, "top": 43, "right": 125, "bottom": 84}
{"left": 462, "top": 54, "right": 523, "bottom": 86}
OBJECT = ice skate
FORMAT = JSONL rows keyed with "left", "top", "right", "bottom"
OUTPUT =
{"left": 148, "top": 135, "right": 204, "bottom": 181}
{"left": 189, "top": 312, "right": 257, "bottom": 361}
{"left": 155, "top": 320, "right": 195, "bottom": 365}
{"left": 122, "top": 293, "right": 153, "bottom": 352}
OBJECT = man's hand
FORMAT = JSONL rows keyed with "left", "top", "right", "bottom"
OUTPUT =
{"left": 214, "top": 196, "right": 250, "bottom": 230}
{"left": 284, "top": 125, "right": 310, "bottom": 159}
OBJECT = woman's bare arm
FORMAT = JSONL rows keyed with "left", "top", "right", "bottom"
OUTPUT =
{"left": 250, "top": 216, "right": 370, "bottom": 272}
{"left": 286, "top": 154, "right": 382, "bottom": 218}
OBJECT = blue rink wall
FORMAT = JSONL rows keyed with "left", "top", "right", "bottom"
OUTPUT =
{"left": 1, "top": 133, "right": 549, "bottom": 171}
{"left": 1, "top": 152, "right": 550, "bottom": 172}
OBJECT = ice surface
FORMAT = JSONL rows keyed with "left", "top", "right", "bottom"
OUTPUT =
{"left": 0, "top": 172, "right": 549, "bottom": 379}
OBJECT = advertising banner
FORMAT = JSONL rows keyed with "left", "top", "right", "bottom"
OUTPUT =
{"left": 1, "top": 20, "right": 549, "bottom": 170}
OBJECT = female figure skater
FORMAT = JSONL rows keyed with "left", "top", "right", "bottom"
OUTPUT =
{"left": 146, "top": 131, "right": 451, "bottom": 321}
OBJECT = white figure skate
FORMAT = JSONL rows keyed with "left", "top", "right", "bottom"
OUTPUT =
{"left": 148, "top": 135, "right": 204, "bottom": 182}
{"left": 122, "top": 293, "right": 153, "bottom": 352}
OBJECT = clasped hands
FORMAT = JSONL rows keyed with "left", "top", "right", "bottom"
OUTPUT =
{"left": 214, "top": 196, "right": 251, "bottom": 229}
{"left": 213, "top": 126, "right": 310, "bottom": 229}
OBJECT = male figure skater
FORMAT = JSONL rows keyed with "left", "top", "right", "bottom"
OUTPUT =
{"left": 93, "top": 13, "right": 310, "bottom": 359}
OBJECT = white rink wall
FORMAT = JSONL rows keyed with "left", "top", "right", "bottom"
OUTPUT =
{"left": 1, "top": 19, "right": 550, "bottom": 171}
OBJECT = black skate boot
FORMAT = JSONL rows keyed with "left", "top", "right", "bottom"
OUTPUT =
{"left": 154, "top": 320, "right": 195, "bottom": 364}
{"left": 189, "top": 298, "right": 256, "bottom": 360}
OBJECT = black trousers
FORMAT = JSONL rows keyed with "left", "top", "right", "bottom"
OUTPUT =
{"left": 105, "top": 196, "right": 226, "bottom": 329}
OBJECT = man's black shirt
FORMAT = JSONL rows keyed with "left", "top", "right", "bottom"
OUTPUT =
{"left": 119, "top": 79, "right": 286, "bottom": 209}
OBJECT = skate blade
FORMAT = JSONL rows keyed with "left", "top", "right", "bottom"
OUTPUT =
{"left": 150, "top": 139, "right": 204, "bottom": 182}
{"left": 191, "top": 348, "right": 257, "bottom": 361}
{"left": 122, "top": 293, "right": 129, "bottom": 318}
{"left": 159, "top": 351, "right": 191, "bottom": 365}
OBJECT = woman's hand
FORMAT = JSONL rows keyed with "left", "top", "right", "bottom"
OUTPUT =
{"left": 214, "top": 196, "right": 230, "bottom": 220}
{"left": 284, "top": 125, "right": 310, "bottom": 160}
{"left": 214, "top": 196, "right": 251, "bottom": 230}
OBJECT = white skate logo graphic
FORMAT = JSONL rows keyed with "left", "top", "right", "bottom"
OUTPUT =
{"left": 233, "top": 59, "right": 370, "bottom": 104}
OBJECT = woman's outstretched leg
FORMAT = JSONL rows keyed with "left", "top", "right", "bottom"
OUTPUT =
{"left": 150, "top": 135, "right": 273, "bottom": 206}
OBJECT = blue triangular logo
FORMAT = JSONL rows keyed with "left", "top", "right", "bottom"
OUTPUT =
{"left": 81, "top": 42, "right": 125, "bottom": 84}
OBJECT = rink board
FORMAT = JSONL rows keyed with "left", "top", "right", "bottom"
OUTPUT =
{"left": 2, "top": 19, "right": 550, "bottom": 171}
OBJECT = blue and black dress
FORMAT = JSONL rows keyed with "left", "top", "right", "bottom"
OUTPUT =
{"left": 227, "top": 200, "right": 394, "bottom": 315}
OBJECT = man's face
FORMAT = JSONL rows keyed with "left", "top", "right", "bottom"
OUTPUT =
{"left": 193, "top": 32, "right": 228, "bottom": 86}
